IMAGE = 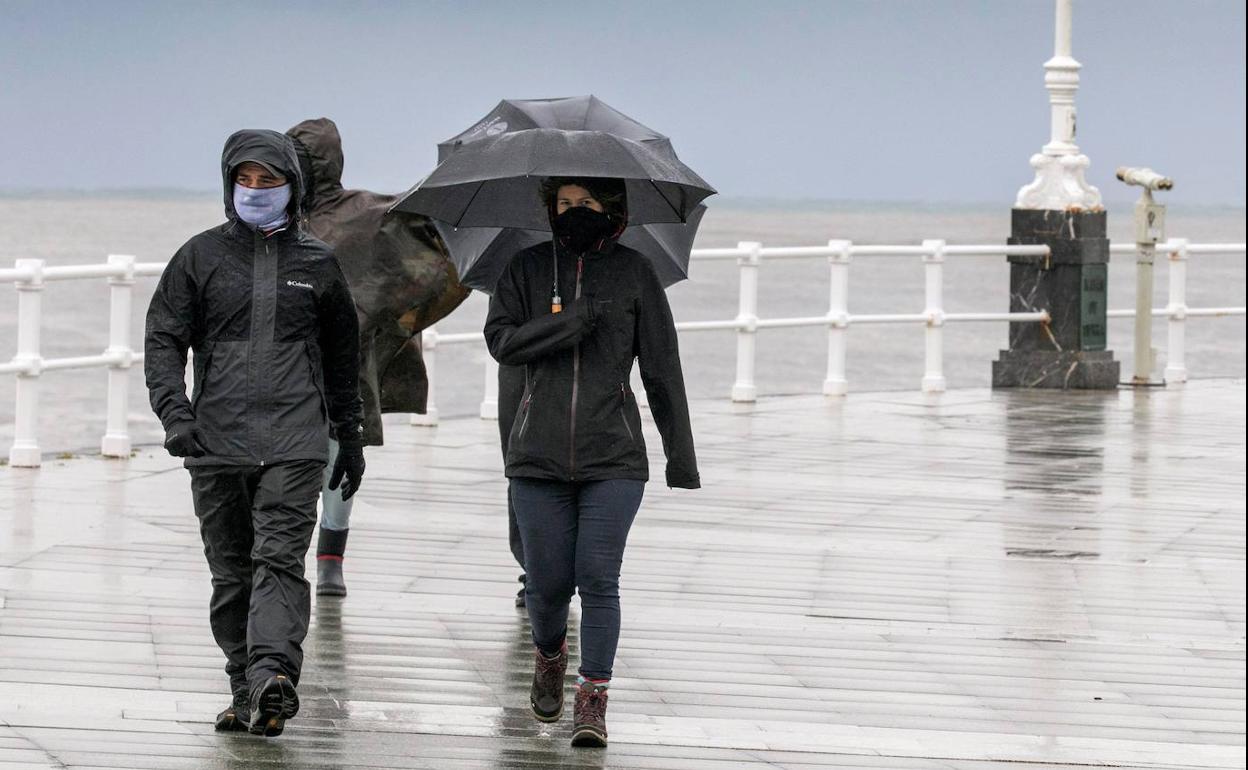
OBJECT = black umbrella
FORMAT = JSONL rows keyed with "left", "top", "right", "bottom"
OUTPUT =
{"left": 436, "top": 95, "right": 678, "bottom": 163}
{"left": 408, "top": 95, "right": 712, "bottom": 291}
{"left": 436, "top": 204, "right": 706, "bottom": 292}
{"left": 393, "top": 128, "right": 713, "bottom": 230}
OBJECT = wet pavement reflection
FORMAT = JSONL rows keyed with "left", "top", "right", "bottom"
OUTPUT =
{"left": 0, "top": 381, "right": 1243, "bottom": 768}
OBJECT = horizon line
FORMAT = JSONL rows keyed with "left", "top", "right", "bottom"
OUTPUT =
{"left": 1, "top": 187, "right": 1244, "bottom": 211}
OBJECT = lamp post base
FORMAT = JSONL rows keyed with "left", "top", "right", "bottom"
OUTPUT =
{"left": 992, "top": 350, "right": 1120, "bottom": 389}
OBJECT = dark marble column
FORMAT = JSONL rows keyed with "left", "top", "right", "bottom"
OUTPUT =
{"left": 992, "top": 209, "right": 1120, "bottom": 389}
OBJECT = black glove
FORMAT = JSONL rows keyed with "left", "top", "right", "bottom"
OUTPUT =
{"left": 164, "top": 421, "right": 207, "bottom": 458}
{"left": 328, "top": 438, "right": 366, "bottom": 501}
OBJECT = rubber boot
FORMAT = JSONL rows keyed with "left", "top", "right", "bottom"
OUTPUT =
{"left": 316, "top": 527, "right": 348, "bottom": 597}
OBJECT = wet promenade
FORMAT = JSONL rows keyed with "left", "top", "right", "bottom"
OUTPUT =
{"left": 1, "top": 381, "right": 1244, "bottom": 769}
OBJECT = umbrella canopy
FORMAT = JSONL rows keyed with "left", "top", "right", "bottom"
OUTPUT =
{"left": 403, "top": 95, "right": 713, "bottom": 292}
{"left": 437, "top": 95, "right": 676, "bottom": 162}
{"left": 435, "top": 203, "right": 706, "bottom": 292}
{"left": 392, "top": 127, "right": 714, "bottom": 230}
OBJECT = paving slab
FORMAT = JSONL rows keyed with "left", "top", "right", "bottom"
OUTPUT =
{"left": 1, "top": 381, "right": 1244, "bottom": 769}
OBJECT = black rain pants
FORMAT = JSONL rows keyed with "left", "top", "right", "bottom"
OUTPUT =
{"left": 189, "top": 460, "right": 323, "bottom": 691}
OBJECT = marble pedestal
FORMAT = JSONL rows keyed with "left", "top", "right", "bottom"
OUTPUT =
{"left": 992, "top": 209, "right": 1120, "bottom": 389}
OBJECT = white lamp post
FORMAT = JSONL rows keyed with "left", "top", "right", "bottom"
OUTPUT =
{"left": 1015, "top": 0, "right": 1103, "bottom": 211}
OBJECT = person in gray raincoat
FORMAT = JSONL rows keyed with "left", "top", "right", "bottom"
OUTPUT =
{"left": 145, "top": 128, "right": 365, "bottom": 736}
{"left": 285, "top": 118, "right": 469, "bottom": 596}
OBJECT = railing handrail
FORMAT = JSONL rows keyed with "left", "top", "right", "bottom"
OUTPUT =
{"left": 3, "top": 240, "right": 1244, "bottom": 287}
{"left": 3, "top": 238, "right": 1245, "bottom": 465}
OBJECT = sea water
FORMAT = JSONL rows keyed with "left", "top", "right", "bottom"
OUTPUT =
{"left": 1, "top": 194, "right": 1243, "bottom": 453}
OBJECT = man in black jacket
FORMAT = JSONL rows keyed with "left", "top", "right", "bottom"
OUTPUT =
{"left": 145, "top": 128, "right": 365, "bottom": 737}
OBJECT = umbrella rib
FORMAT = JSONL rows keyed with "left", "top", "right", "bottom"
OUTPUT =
{"left": 648, "top": 179, "right": 685, "bottom": 223}
{"left": 453, "top": 181, "right": 487, "bottom": 229}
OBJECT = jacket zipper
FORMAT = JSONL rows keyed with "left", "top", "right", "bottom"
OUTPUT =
{"left": 257, "top": 234, "right": 269, "bottom": 464}
{"left": 619, "top": 383, "right": 635, "bottom": 441}
{"left": 568, "top": 256, "right": 584, "bottom": 479}
{"left": 517, "top": 392, "right": 534, "bottom": 439}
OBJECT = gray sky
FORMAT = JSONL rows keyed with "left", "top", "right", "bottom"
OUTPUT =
{"left": 1, "top": 0, "right": 1244, "bottom": 204}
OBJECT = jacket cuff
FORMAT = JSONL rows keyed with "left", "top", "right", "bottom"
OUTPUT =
{"left": 163, "top": 416, "right": 195, "bottom": 435}
{"left": 333, "top": 423, "right": 366, "bottom": 446}
{"left": 665, "top": 468, "right": 701, "bottom": 489}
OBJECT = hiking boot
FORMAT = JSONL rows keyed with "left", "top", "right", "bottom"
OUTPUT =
{"left": 317, "top": 557, "right": 347, "bottom": 597}
{"left": 529, "top": 641, "right": 567, "bottom": 722}
{"left": 213, "top": 685, "right": 250, "bottom": 732}
{"left": 515, "top": 573, "right": 527, "bottom": 608}
{"left": 248, "top": 674, "right": 299, "bottom": 737}
{"left": 571, "top": 679, "right": 609, "bottom": 747}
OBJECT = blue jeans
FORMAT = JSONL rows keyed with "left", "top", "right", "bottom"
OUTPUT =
{"left": 319, "top": 437, "right": 353, "bottom": 530}
{"left": 509, "top": 477, "right": 644, "bottom": 681}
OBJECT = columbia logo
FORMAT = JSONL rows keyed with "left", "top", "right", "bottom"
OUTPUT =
{"left": 287, "top": 280, "right": 313, "bottom": 290}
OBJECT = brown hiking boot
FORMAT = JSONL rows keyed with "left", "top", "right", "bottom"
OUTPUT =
{"left": 571, "top": 680, "right": 609, "bottom": 747}
{"left": 529, "top": 642, "right": 568, "bottom": 722}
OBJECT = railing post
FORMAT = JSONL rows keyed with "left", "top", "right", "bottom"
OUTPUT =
{"left": 921, "top": 239, "right": 947, "bottom": 393}
{"left": 823, "top": 239, "right": 851, "bottom": 396}
{"left": 481, "top": 354, "right": 499, "bottom": 420}
{"left": 1132, "top": 236, "right": 1159, "bottom": 384}
{"left": 9, "top": 259, "right": 45, "bottom": 467}
{"left": 101, "top": 254, "right": 136, "bottom": 457}
{"left": 730, "top": 242, "right": 761, "bottom": 403}
{"left": 1164, "top": 238, "right": 1189, "bottom": 385}
{"left": 410, "top": 326, "right": 439, "bottom": 426}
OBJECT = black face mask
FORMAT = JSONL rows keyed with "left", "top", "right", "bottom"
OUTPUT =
{"left": 552, "top": 206, "right": 615, "bottom": 254}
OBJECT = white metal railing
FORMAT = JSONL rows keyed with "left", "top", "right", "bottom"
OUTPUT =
{"left": 1107, "top": 239, "right": 1246, "bottom": 383}
{"left": 412, "top": 238, "right": 1246, "bottom": 425}
{"left": 3, "top": 239, "right": 1244, "bottom": 464}
{"left": 2, "top": 256, "right": 167, "bottom": 466}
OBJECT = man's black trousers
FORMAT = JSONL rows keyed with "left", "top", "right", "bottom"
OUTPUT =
{"left": 189, "top": 461, "right": 323, "bottom": 691}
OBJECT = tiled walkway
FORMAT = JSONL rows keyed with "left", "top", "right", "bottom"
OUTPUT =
{"left": 1, "top": 381, "right": 1244, "bottom": 769}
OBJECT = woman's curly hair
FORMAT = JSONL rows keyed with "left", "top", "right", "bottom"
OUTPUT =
{"left": 538, "top": 177, "right": 627, "bottom": 224}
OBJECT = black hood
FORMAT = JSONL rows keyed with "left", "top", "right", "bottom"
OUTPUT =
{"left": 285, "top": 117, "right": 345, "bottom": 209}
{"left": 220, "top": 129, "right": 304, "bottom": 226}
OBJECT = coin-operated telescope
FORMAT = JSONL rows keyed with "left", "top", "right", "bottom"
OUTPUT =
{"left": 1116, "top": 166, "right": 1174, "bottom": 385}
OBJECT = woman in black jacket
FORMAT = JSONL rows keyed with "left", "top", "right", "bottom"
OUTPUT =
{"left": 484, "top": 177, "right": 699, "bottom": 748}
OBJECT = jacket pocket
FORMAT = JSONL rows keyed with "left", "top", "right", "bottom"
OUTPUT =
{"left": 516, "top": 390, "right": 535, "bottom": 440}
{"left": 618, "top": 383, "right": 636, "bottom": 442}
{"left": 193, "top": 340, "right": 249, "bottom": 442}
{"left": 304, "top": 340, "right": 329, "bottom": 421}
{"left": 190, "top": 347, "right": 214, "bottom": 412}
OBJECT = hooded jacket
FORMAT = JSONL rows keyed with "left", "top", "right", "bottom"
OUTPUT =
{"left": 484, "top": 238, "right": 699, "bottom": 488}
{"left": 285, "top": 118, "right": 470, "bottom": 445}
{"left": 144, "top": 129, "right": 364, "bottom": 467}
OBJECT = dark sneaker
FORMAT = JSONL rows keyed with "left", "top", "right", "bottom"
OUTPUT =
{"left": 571, "top": 680, "right": 609, "bottom": 747}
{"left": 248, "top": 675, "right": 299, "bottom": 737}
{"left": 529, "top": 642, "right": 567, "bottom": 722}
{"left": 317, "top": 557, "right": 347, "bottom": 597}
{"left": 515, "top": 574, "right": 526, "bottom": 608}
{"left": 213, "top": 686, "right": 250, "bottom": 732}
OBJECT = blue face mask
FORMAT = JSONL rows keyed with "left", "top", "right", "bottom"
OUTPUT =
{"left": 233, "top": 183, "right": 292, "bottom": 230}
